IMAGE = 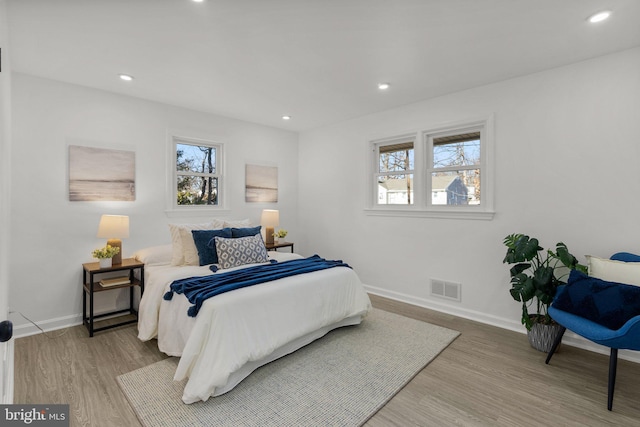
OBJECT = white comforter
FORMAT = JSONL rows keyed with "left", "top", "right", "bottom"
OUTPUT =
{"left": 138, "top": 252, "right": 371, "bottom": 403}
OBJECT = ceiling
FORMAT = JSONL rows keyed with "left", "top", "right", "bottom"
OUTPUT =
{"left": 6, "top": 0, "right": 640, "bottom": 132}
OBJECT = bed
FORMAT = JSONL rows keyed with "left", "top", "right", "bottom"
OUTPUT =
{"left": 134, "top": 222, "right": 371, "bottom": 404}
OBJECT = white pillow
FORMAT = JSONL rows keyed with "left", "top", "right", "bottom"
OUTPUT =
{"left": 180, "top": 226, "right": 227, "bottom": 266}
{"left": 587, "top": 255, "right": 640, "bottom": 287}
{"left": 168, "top": 220, "right": 225, "bottom": 265}
{"left": 223, "top": 218, "right": 251, "bottom": 228}
{"left": 133, "top": 244, "right": 172, "bottom": 266}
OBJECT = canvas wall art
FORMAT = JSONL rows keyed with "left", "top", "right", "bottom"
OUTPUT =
{"left": 245, "top": 164, "right": 278, "bottom": 203}
{"left": 69, "top": 145, "right": 136, "bottom": 201}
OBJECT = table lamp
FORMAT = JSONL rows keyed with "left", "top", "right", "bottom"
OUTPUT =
{"left": 97, "top": 214, "right": 129, "bottom": 265}
{"left": 261, "top": 209, "right": 279, "bottom": 245}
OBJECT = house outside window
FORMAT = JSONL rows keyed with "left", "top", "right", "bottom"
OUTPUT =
{"left": 428, "top": 130, "right": 481, "bottom": 206}
{"left": 367, "top": 116, "right": 494, "bottom": 220}
{"left": 168, "top": 136, "right": 224, "bottom": 211}
{"left": 431, "top": 175, "right": 468, "bottom": 205}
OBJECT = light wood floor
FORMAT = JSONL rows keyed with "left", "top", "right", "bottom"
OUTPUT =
{"left": 14, "top": 296, "right": 640, "bottom": 426}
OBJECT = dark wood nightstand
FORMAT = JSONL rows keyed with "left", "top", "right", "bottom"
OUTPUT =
{"left": 82, "top": 258, "right": 144, "bottom": 337}
{"left": 265, "top": 241, "right": 294, "bottom": 253}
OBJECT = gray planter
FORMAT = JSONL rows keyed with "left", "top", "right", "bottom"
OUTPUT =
{"left": 527, "top": 321, "right": 564, "bottom": 352}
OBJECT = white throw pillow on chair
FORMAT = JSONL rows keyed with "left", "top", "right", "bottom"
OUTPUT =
{"left": 586, "top": 255, "right": 640, "bottom": 287}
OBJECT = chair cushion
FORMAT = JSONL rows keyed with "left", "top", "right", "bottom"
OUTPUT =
{"left": 553, "top": 270, "right": 640, "bottom": 330}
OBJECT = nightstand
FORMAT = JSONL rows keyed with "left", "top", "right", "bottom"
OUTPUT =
{"left": 265, "top": 241, "right": 294, "bottom": 253}
{"left": 82, "top": 258, "right": 144, "bottom": 337}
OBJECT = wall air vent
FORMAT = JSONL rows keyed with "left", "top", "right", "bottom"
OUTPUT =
{"left": 430, "top": 278, "right": 461, "bottom": 302}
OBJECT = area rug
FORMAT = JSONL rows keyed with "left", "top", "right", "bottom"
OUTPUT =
{"left": 117, "top": 309, "right": 460, "bottom": 427}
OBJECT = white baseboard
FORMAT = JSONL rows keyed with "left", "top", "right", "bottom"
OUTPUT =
{"left": 12, "top": 313, "right": 83, "bottom": 338}
{"left": 364, "top": 284, "right": 640, "bottom": 364}
{"left": 12, "top": 298, "right": 138, "bottom": 338}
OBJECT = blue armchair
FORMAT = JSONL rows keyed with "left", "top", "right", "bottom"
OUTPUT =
{"left": 545, "top": 252, "right": 640, "bottom": 410}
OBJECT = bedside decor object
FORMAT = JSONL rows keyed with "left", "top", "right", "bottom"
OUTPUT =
{"left": 97, "top": 214, "right": 129, "bottom": 265}
{"left": 273, "top": 229, "right": 287, "bottom": 243}
{"left": 261, "top": 209, "right": 279, "bottom": 245}
{"left": 92, "top": 245, "right": 120, "bottom": 268}
{"left": 99, "top": 276, "right": 131, "bottom": 287}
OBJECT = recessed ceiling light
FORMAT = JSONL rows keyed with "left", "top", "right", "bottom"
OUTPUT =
{"left": 192, "top": 0, "right": 205, "bottom": 3}
{"left": 282, "top": 115, "right": 291, "bottom": 120}
{"left": 378, "top": 83, "right": 390, "bottom": 90}
{"left": 588, "top": 11, "right": 611, "bottom": 23}
{"left": 119, "top": 74, "right": 134, "bottom": 81}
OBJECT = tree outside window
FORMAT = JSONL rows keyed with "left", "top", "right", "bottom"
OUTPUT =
{"left": 175, "top": 141, "right": 220, "bottom": 206}
{"left": 430, "top": 132, "right": 481, "bottom": 206}
{"left": 376, "top": 141, "right": 414, "bottom": 205}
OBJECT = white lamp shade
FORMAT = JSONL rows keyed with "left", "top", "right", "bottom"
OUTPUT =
{"left": 97, "top": 215, "right": 130, "bottom": 238}
{"left": 260, "top": 210, "right": 280, "bottom": 228}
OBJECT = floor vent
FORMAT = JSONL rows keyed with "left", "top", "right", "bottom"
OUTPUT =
{"left": 430, "top": 279, "right": 461, "bottom": 302}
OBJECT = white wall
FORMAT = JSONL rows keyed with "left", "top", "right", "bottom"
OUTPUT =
{"left": 10, "top": 73, "right": 299, "bottom": 334}
{"left": 298, "top": 48, "right": 640, "bottom": 353}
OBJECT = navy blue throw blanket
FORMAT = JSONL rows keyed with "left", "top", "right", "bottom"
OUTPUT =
{"left": 163, "top": 255, "right": 351, "bottom": 317}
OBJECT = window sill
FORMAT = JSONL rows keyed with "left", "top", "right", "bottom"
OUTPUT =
{"left": 363, "top": 207, "right": 495, "bottom": 220}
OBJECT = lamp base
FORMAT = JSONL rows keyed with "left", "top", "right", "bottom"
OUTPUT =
{"left": 107, "top": 238, "right": 123, "bottom": 264}
{"left": 265, "top": 227, "right": 274, "bottom": 245}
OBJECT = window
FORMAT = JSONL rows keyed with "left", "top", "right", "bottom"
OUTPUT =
{"left": 428, "top": 129, "right": 481, "bottom": 206}
{"left": 374, "top": 137, "right": 414, "bottom": 205}
{"left": 169, "top": 136, "right": 224, "bottom": 210}
{"left": 367, "top": 116, "right": 494, "bottom": 220}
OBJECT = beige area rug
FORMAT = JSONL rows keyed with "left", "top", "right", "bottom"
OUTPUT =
{"left": 117, "top": 309, "right": 460, "bottom": 427}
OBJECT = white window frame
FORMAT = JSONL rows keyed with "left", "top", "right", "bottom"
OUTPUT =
{"left": 371, "top": 133, "right": 419, "bottom": 207}
{"left": 166, "top": 133, "right": 228, "bottom": 216}
{"left": 365, "top": 115, "right": 495, "bottom": 220}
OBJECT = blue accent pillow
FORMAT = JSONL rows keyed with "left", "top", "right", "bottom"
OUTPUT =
{"left": 553, "top": 269, "right": 640, "bottom": 330}
{"left": 191, "top": 228, "right": 232, "bottom": 266}
{"left": 231, "top": 226, "right": 262, "bottom": 238}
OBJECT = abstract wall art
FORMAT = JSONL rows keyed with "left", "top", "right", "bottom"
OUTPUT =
{"left": 245, "top": 164, "right": 278, "bottom": 203}
{"left": 69, "top": 145, "right": 136, "bottom": 201}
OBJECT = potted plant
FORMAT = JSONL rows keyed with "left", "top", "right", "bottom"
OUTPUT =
{"left": 92, "top": 244, "right": 120, "bottom": 268}
{"left": 502, "top": 233, "right": 586, "bottom": 352}
{"left": 273, "top": 229, "right": 288, "bottom": 243}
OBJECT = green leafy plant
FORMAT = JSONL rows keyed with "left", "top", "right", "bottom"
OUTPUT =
{"left": 92, "top": 244, "right": 120, "bottom": 259}
{"left": 502, "top": 233, "right": 587, "bottom": 330}
{"left": 273, "top": 229, "right": 288, "bottom": 238}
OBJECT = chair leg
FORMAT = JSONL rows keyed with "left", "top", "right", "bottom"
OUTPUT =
{"left": 608, "top": 348, "right": 618, "bottom": 411}
{"left": 545, "top": 326, "right": 566, "bottom": 365}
